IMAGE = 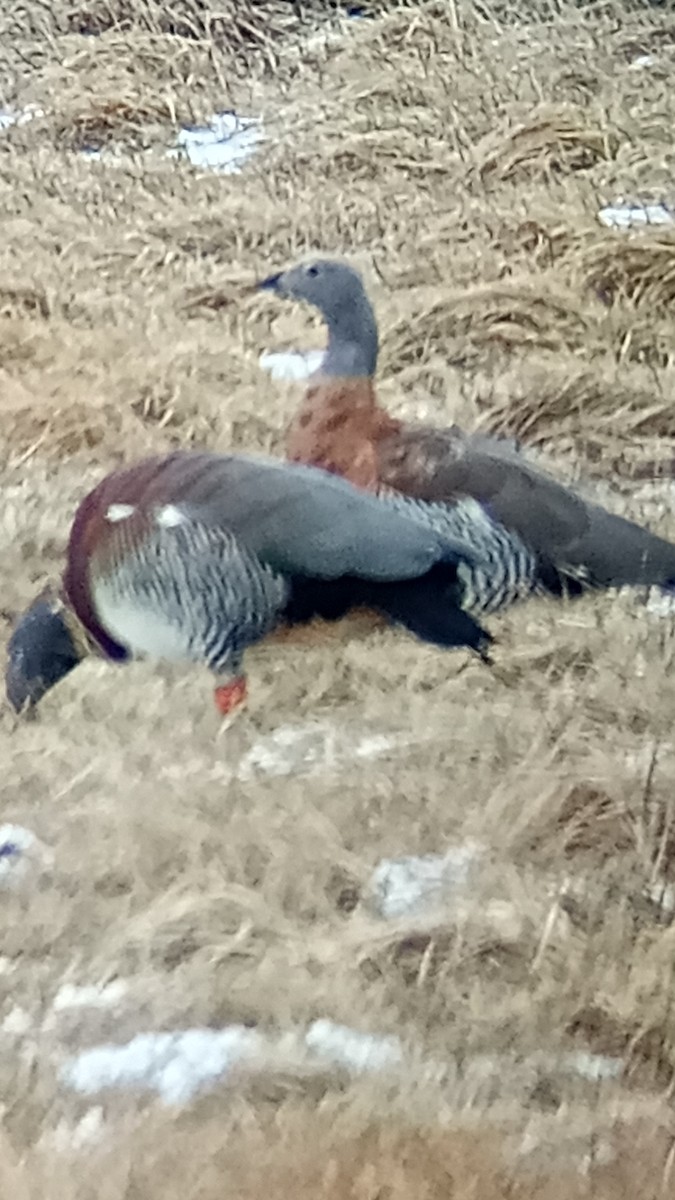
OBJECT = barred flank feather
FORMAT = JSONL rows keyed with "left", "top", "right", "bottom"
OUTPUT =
{"left": 380, "top": 493, "right": 539, "bottom": 615}
{"left": 89, "top": 518, "right": 289, "bottom": 677}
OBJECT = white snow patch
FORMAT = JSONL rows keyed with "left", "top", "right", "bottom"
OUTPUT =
{"left": 1, "top": 105, "right": 262, "bottom": 175}
{"left": 462, "top": 1049, "right": 624, "bottom": 1093}
{"left": 60, "top": 1019, "right": 407, "bottom": 1105}
{"left": 237, "top": 721, "right": 411, "bottom": 781}
{"left": 52, "top": 981, "right": 129, "bottom": 1013}
{"left": 628, "top": 54, "right": 656, "bottom": 70}
{"left": 598, "top": 203, "right": 674, "bottom": 229}
{"left": 367, "top": 842, "right": 484, "bottom": 919}
{"left": 643, "top": 878, "right": 675, "bottom": 913}
{"left": 58, "top": 1020, "right": 622, "bottom": 1109}
{"left": 561, "top": 1051, "right": 624, "bottom": 1081}
{"left": 259, "top": 349, "right": 325, "bottom": 382}
{"left": 2, "top": 1005, "right": 33, "bottom": 1036}
{"left": 353, "top": 733, "right": 406, "bottom": 759}
{"left": 60, "top": 1026, "right": 264, "bottom": 1105}
{"left": 0, "top": 824, "right": 52, "bottom": 886}
{"left": 171, "top": 112, "right": 263, "bottom": 174}
{"left": 0, "top": 104, "right": 45, "bottom": 131}
{"left": 305, "top": 1020, "right": 404, "bottom": 1072}
{"left": 645, "top": 591, "right": 675, "bottom": 618}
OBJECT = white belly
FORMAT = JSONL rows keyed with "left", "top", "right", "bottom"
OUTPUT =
{"left": 92, "top": 580, "right": 193, "bottom": 663}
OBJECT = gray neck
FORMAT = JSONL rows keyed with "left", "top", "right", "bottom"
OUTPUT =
{"left": 319, "top": 289, "right": 379, "bottom": 379}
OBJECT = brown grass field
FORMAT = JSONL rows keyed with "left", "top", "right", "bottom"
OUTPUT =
{"left": 5, "top": 0, "right": 675, "bottom": 1194}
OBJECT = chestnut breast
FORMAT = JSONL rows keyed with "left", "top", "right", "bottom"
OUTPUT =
{"left": 286, "top": 377, "right": 401, "bottom": 491}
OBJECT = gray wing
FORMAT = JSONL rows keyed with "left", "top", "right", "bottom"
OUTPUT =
{"left": 378, "top": 425, "right": 675, "bottom": 588}
{"left": 149, "top": 451, "right": 485, "bottom": 582}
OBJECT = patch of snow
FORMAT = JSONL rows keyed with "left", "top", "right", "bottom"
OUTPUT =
{"left": 60, "top": 1026, "right": 264, "bottom": 1105}
{"left": 628, "top": 54, "right": 656, "bottom": 70}
{"left": 645, "top": 591, "right": 675, "bottom": 618}
{"left": 367, "top": 841, "right": 484, "bottom": 919}
{"left": 462, "top": 1048, "right": 625, "bottom": 1101}
{"left": 1, "top": 1005, "right": 32, "bottom": 1036}
{"left": 561, "top": 1051, "right": 623, "bottom": 1082}
{"left": 52, "top": 981, "right": 128, "bottom": 1013}
{"left": 171, "top": 112, "right": 263, "bottom": 174}
{"left": 643, "top": 878, "right": 675, "bottom": 913}
{"left": 60, "top": 1018, "right": 408, "bottom": 1105}
{"left": 58, "top": 1019, "right": 622, "bottom": 1110}
{"left": 305, "top": 1020, "right": 404, "bottom": 1072}
{"left": 598, "top": 203, "right": 673, "bottom": 229}
{"left": 1, "top": 105, "right": 262, "bottom": 175}
{"left": 258, "top": 349, "right": 325, "bottom": 382}
{"left": 0, "top": 824, "right": 38, "bottom": 859}
{"left": 0, "top": 823, "right": 52, "bottom": 886}
{"left": 73, "top": 146, "right": 133, "bottom": 168}
{"left": 353, "top": 733, "right": 403, "bottom": 759}
{"left": 0, "top": 104, "right": 45, "bottom": 131}
{"left": 236, "top": 720, "right": 409, "bottom": 782}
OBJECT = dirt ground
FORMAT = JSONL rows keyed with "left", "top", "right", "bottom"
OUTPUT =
{"left": 2, "top": 0, "right": 675, "bottom": 1195}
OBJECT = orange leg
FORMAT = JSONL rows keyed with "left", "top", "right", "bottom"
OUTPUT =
{"left": 213, "top": 675, "right": 248, "bottom": 716}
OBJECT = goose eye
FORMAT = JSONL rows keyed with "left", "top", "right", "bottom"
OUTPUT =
{"left": 306, "top": 265, "right": 319, "bottom": 278}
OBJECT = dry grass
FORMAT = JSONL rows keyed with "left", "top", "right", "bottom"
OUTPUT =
{"left": 475, "top": 106, "right": 621, "bottom": 182}
{"left": 4, "top": 0, "right": 675, "bottom": 1194}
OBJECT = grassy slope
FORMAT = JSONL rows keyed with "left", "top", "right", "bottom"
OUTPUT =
{"left": 1, "top": 1, "right": 675, "bottom": 1194}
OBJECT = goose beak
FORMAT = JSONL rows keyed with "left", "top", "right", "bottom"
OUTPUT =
{"left": 255, "top": 271, "right": 285, "bottom": 294}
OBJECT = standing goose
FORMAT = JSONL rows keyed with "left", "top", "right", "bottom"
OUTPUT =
{"left": 5, "top": 450, "right": 494, "bottom": 715}
{"left": 257, "top": 258, "right": 675, "bottom": 612}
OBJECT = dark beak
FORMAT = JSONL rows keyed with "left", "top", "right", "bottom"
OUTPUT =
{"left": 5, "top": 594, "right": 84, "bottom": 713}
{"left": 255, "top": 271, "right": 284, "bottom": 293}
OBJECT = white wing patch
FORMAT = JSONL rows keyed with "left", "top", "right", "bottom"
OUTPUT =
{"left": 105, "top": 503, "right": 136, "bottom": 523}
{"left": 155, "top": 504, "right": 188, "bottom": 529}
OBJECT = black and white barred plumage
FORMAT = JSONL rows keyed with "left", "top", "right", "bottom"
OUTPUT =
{"left": 381, "top": 491, "right": 541, "bottom": 615}
{"left": 6, "top": 450, "right": 498, "bottom": 713}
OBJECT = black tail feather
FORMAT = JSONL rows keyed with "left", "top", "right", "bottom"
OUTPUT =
{"left": 535, "top": 555, "right": 675, "bottom": 602}
{"left": 285, "top": 563, "right": 494, "bottom": 661}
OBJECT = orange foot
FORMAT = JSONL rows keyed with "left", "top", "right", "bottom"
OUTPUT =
{"left": 213, "top": 675, "right": 248, "bottom": 716}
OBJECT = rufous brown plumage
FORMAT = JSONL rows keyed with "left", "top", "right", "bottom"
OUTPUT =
{"left": 257, "top": 258, "right": 675, "bottom": 608}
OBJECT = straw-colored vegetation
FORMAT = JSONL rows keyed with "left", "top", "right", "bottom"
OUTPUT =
{"left": 2, "top": 0, "right": 675, "bottom": 1195}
